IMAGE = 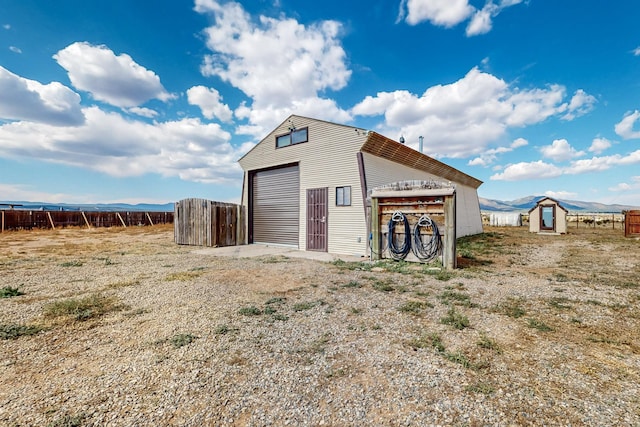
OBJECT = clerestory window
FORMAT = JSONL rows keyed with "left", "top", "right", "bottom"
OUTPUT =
{"left": 276, "top": 127, "right": 308, "bottom": 148}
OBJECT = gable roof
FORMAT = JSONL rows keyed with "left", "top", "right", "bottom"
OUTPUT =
{"left": 528, "top": 197, "right": 568, "bottom": 213}
{"left": 239, "top": 114, "right": 483, "bottom": 189}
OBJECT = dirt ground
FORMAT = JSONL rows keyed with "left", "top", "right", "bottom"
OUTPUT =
{"left": 0, "top": 224, "right": 639, "bottom": 426}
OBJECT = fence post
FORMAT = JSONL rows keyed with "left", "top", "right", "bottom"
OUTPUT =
{"left": 47, "top": 212, "right": 56, "bottom": 230}
{"left": 146, "top": 212, "right": 154, "bottom": 226}
{"left": 116, "top": 212, "right": 127, "bottom": 227}
{"left": 81, "top": 212, "right": 91, "bottom": 229}
{"left": 1, "top": 211, "right": 4, "bottom": 233}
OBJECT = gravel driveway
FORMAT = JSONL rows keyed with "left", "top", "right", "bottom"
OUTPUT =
{"left": 1, "top": 225, "right": 639, "bottom": 426}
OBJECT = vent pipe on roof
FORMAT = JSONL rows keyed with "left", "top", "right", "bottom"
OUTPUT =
{"left": 419, "top": 135, "right": 424, "bottom": 153}
{"left": 399, "top": 135, "right": 405, "bottom": 144}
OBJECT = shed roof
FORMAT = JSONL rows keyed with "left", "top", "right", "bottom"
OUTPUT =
{"left": 361, "top": 131, "right": 483, "bottom": 189}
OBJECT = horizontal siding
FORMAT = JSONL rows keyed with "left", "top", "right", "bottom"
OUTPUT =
{"left": 362, "top": 152, "right": 482, "bottom": 237}
{"left": 240, "top": 116, "right": 369, "bottom": 256}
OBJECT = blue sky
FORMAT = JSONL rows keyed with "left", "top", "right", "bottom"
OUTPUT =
{"left": 1, "top": 0, "right": 640, "bottom": 206}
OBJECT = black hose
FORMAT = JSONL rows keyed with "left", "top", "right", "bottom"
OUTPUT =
{"left": 388, "top": 211, "right": 411, "bottom": 260}
{"left": 412, "top": 214, "right": 442, "bottom": 262}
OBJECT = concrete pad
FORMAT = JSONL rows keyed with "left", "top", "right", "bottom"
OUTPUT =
{"left": 192, "top": 243, "right": 365, "bottom": 262}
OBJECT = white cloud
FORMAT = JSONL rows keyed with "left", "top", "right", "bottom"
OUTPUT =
{"left": 540, "top": 139, "right": 585, "bottom": 162}
{"left": 492, "top": 150, "right": 640, "bottom": 181}
{"left": 466, "top": 3, "right": 498, "bottom": 36}
{"left": 127, "top": 107, "right": 159, "bottom": 118}
{"left": 2, "top": 24, "right": 10, "bottom": 30}
{"left": 633, "top": 47, "right": 640, "bottom": 56}
{"left": 53, "top": 42, "right": 174, "bottom": 108}
{"left": 352, "top": 67, "right": 587, "bottom": 158}
{"left": 490, "top": 160, "right": 562, "bottom": 181}
{"left": 403, "top": 0, "right": 474, "bottom": 27}
{"left": 195, "top": 0, "right": 352, "bottom": 138}
{"left": 544, "top": 190, "right": 577, "bottom": 199}
{"left": 0, "top": 106, "right": 245, "bottom": 184}
{"left": 614, "top": 110, "right": 640, "bottom": 139}
{"left": 511, "top": 137, "right": 528, "bottom": 148}
{"left": 609, "top": 176, "right": 640, "bottom": 192}
{"left": 468, "top": 137, "right": 528, "bottom": 166}
{"left": 588, "top": 137, "right": 611, "bottom": 154}
{"left": 566, "top": 150, "right": 640, "bottom": 174}
{"left": 399, "top": 0, "right": 523, "bottom": 36}
{"left": 187, "top": 85, "right": 233, "bottom": 122}
{"left": 0, "top": 66, "right": 85, "bottom": 126}
{"left": 561, "top": 89, "right": 596, "bottom": 120}
{"left": 9, "top": 46, "right": 21, "bottom": 54}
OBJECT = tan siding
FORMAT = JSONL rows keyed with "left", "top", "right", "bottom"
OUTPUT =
{"left": 240, "top": 116, "right": 369, "bottom": 256}
{"left": 362, "top": 152, "right": 483, "bottom": 237}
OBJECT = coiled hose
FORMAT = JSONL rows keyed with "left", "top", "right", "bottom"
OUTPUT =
{"left": 388, "top": 211, "right": 411, "bottom": 260}
{"left": 412, "top": 214, "right": 442, "bottom": 262}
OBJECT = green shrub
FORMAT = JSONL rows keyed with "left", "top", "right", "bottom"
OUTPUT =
{"left": 398, "top": 300, "right": 433, "bottom": 314}
{"left": 0, "top": 286, "right": 24, "bottom": 298}
{"left": 527, "top": 318, "right": 553, "bottom": 332}
{"left": 43, "top": 294, "right": 123, "bottom": 321}
{"left": 440, "top": 308, "right": 470, "bottom": 330}
{"left": 1, "top": 323, "right": 43, "bottom": 340}
{"left": 171, "top": 333, "right": 198, "bottom": 348}
{"left": 238, "top": 306, "right": 262, "bottom": 316}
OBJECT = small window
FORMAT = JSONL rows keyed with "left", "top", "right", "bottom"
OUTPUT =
{"left": 276, "top": 127, "right": 308, "bottom": 148}
{"left": 336, "top": 186, "right": 351, "bottom": 206}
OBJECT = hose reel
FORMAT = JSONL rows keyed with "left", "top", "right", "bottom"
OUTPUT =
{"left": 386, "top": 211, "right": 442, "bottom": 262}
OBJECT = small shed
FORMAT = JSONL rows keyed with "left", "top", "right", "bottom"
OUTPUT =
{"left": 528, "top": 197, "right": 567, "bottom": 234}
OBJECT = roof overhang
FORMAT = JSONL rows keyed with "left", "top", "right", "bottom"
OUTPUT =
{"left": 361, "top": 132, "right": 483, "bottom": 189}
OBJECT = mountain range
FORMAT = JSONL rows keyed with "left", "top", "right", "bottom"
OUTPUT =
{"left": 1, "top": 196, "right": 638, "bottom": 213}
{"left": 480, "top": 196, "right": 639, "bottom": 213}
{"left": 0, "top": 201, "right": 175, "bottom": 212}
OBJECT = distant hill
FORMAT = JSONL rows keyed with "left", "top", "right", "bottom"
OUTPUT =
{"left": 0, "top": 201, "right": 175, "bottom": 212}
{"left": 479, "top": 196, "right": 639, "bottom": 213}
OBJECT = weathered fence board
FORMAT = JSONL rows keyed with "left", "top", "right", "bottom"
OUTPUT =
{"left": 625, "top": 210, "right": 640, "bottom": 237}
{"left": 0, "top": 210, "right": 173, "bottom": 232}
{"left": 174, "top": 198, "right": 244, "bottom": 247}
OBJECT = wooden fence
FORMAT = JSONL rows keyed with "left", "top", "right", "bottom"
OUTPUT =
{"left": 625, "top": 210, "right": 640, "bottom": 237}
{"left": 0, "top": 210, "right": 173, "bottom": 232}
{"left": 174, "top": 198, "right": 244, "bottom": 247}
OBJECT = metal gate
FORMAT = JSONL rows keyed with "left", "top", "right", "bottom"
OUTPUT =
{"left": 251, "top": 164, "right": 300, "bottom": 246}
{"left": 306, "top": 188, "right": 328, "bottom": 251}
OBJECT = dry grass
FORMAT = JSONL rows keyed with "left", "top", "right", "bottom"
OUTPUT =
{"left": 1, "top": 224, "right": 639, "bottom": 425}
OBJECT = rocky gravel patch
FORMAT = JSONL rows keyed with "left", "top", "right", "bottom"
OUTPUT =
{"left": 1, "top": 225, "right": 639, "bottom": 426}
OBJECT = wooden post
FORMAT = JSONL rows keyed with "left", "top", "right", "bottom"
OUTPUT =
{"left": 47, "top": 212, "right": 55, "bottom": 230}
{"left": 116, "top": 212, "right": 127, "bottom": 227}
{"left": 81, "top": 211, "right": 91, "bottom": 229}
{"left": 370, "top": 197, "right": 380, "bottom": 260}
{"left": 1, "top": 210, "right": 4, "bottom": 233}
{"left": 443, "top": 193, "right": 457, "bottom": 270}
{"left": 146, "top": 212, "right": 154, "bottom": 226}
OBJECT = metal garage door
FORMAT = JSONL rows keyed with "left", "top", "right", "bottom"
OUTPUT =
{"left": 251, "top": 164, "right": 300, "bottom": 246}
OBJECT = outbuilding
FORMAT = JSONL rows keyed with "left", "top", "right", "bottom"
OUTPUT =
{"left": 528, "top": 197, "right": 568, "bottom": 234}
{"left": 238, "top": 115, "right": 483, "bottom": 257}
